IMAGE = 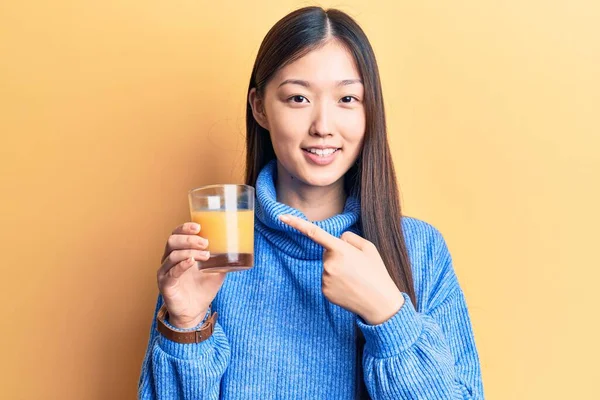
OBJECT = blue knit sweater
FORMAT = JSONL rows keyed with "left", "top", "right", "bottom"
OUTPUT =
{"left": 138, "top": 160, "right": 484, "bottom": 399}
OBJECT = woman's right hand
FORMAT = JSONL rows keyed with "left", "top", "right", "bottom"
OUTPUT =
{"left": 157, "top": 222, "right": 227, "bottom": 329}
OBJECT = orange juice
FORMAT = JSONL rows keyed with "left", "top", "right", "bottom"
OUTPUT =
{"left": 190, "top": 209, "right": 254, "bottom": 272}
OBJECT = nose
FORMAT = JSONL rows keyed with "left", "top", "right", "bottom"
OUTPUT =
{"left": 309, "top": 102, "right": 333, "bottom": 137}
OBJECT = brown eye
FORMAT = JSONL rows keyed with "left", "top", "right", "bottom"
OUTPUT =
{"left": 340, "top": 96, "right": 357, "bottom": 103}
{"left": 289, "top": 95, "right": 308, "bottom": 103}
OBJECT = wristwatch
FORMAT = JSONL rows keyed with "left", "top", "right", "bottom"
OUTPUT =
{"left": 156, "top": 304, "right": 218, "bottom": 344}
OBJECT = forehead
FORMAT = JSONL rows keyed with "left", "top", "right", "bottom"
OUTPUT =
{"left": 271, "top": 40, "right": 361, "bottom": 86}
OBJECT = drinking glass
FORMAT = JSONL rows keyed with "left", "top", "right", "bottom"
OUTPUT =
{"left": 188, "top": 184, "right": 255, "bottom": 273}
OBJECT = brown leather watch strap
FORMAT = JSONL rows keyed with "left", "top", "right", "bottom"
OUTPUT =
{"left": 156, "top": 304, "right": 218, "bottom": 344}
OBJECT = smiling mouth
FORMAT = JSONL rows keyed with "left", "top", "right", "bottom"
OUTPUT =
{"left": 302, "top": 148, "right": 341, "bottom": 157}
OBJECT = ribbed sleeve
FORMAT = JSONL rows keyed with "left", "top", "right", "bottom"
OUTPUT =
{"left": 357, "top": 293, "right": 424, "bottom": 358}
{"left": 137, "top": 295, "right": 230, "bottom": 400}
{"left": 358, "top": 226, "right": 484, "bottom": 399}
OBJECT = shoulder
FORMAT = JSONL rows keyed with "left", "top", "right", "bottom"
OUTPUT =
{"left": 400, "top": 216, "right": 447, "bottom": 260}
{"left": 401, "top": 216, "right": 444, "bottom": 244}
{"left": 400, "top": 215, "right": 460, "bottom": 312}
{"left": 400, "top": 215, "right": 449, "bottom": 273}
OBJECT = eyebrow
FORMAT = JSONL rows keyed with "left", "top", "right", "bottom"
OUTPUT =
{"left": 277, "top": 79, "right": 363, "bottom": 88}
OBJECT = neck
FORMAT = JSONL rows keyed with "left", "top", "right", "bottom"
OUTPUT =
{"left": 275, "top": 162, "right": 346, "bottom": 221}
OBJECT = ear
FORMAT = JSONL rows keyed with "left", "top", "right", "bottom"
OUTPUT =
{"left": 248, "top": 88, "right": 269, "bottom": 130}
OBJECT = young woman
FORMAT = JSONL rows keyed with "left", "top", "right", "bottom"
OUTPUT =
{"left": 138, "top": 7, "right": 483, "bottom": 399}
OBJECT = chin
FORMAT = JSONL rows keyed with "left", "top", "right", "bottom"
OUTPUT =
{"left": 299, "top": 169, "right": 346, "bottom": 188}
{"left": 304, "top": 178, "right": 340, "bottom": 187}
{"left": 277, "top": 158, "right": 350, "bottom": 188}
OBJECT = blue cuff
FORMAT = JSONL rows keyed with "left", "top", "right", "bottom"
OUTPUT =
{"left": 356, "top": 292, "right": 424, "bottom": 358}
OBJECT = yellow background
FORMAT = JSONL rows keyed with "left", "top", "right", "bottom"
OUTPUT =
{"left": 1, "top": 1, "right": 598, "bottom": 398}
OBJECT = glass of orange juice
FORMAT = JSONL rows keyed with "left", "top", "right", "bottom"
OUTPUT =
{"left": 188, "top": 184, "right": 255, "bottom": 273}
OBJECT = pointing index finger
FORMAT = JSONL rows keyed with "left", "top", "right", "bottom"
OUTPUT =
{"left": 279, "top": 214, "right": 341, "bottom": 251}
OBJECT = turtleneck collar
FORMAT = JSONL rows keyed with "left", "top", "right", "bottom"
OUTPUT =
{"left": 254, "top": 159, "right": 361, "bottom": 260}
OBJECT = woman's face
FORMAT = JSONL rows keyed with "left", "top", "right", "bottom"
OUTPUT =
{"left": 250, "top": 39, "right": 366, "bottom": 188}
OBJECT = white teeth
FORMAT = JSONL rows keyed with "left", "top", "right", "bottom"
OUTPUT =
{"left": 307, "top": 148, "right": 337, "bottom": 156}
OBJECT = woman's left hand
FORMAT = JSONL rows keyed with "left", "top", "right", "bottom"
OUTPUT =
{"left": 280, "top": 214, "right": 405, "bottom": 325}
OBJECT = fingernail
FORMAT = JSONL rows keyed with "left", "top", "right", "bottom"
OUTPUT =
{"left": 188, "top": 256, "right": 195, "bottom": 263}
{"left": 280, "top": 215, "right": 290, "bottom": 223}
{"left": 190, "top": 223, "right": 200, "bottom": 233}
